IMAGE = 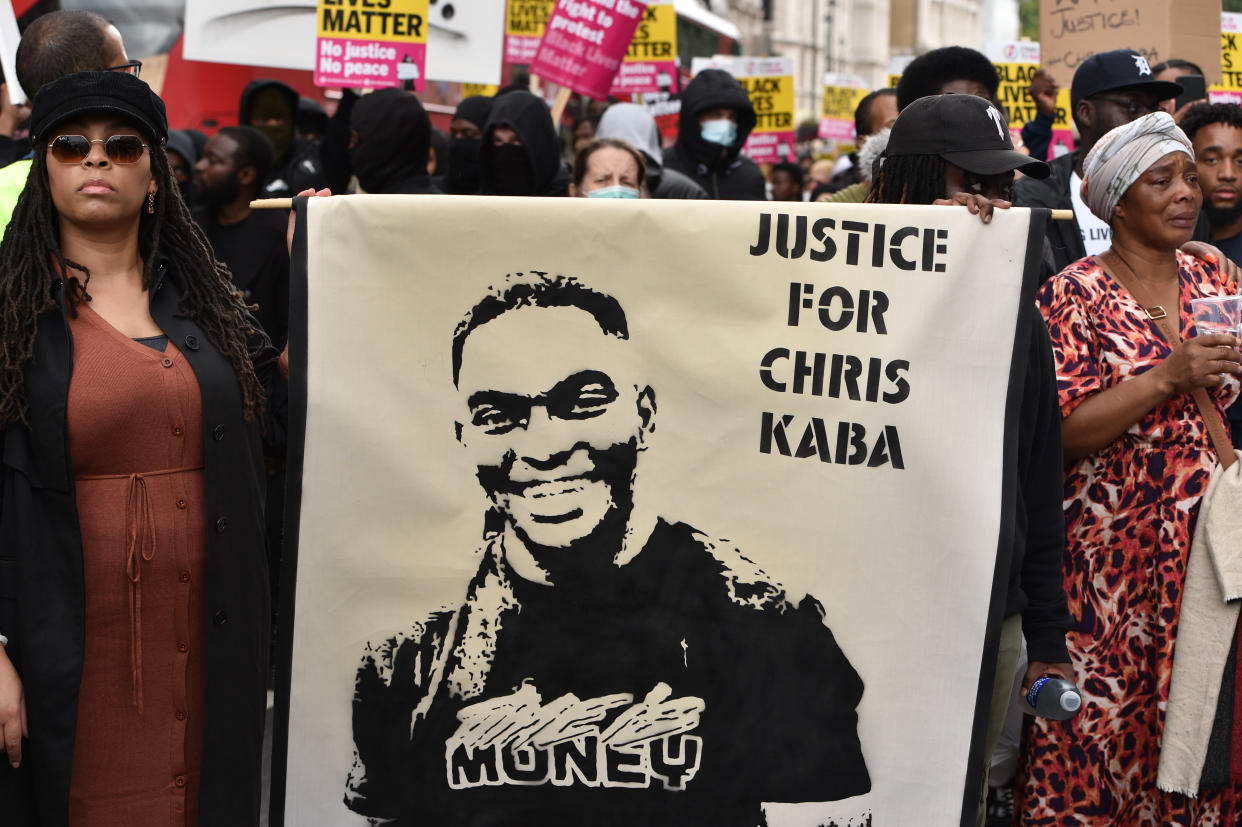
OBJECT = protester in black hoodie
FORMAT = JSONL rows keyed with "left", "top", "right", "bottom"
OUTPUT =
{"left": 442, "top": 95, "right": 492, "bottom": 194}
{"left": 663, "top": 69, "right": 765, "bottom": 200}
{"left": 349, "top": 88, "right": 439, "bottom": 195}
{"left": 479, "top": 90, "right": 572, "bottom": 196}
{"left": 238, "top": 79, "right": 328, "bottom": 197}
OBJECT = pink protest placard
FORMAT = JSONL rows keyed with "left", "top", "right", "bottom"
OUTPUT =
{"left": 530, "top": 0, "right": 646, "bottom": 100}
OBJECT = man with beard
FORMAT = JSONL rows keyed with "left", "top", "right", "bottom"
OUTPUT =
{"left": 344, "top": 273, "right": 870, "bottom": 826}
{"left": 1182, "top": 103, "right": 1242, "bottom": 265}
{"left": 193, "top": 126, "right": 288, "bottom": 348}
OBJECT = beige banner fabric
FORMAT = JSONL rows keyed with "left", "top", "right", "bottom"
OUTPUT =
{"left": 279, "top": 196, "right": 1038, "bottom": 826}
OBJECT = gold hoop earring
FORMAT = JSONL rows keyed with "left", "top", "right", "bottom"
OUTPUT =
{"left": 147, "top": 191, "right": 156, "bottom": 214}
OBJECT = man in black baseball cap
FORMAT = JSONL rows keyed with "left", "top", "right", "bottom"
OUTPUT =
{"left": 871, "top": 92, "right": 1049, "bottom": 211}
{"left": 1013, "top": 48, "right": 1211, "bottom": 276}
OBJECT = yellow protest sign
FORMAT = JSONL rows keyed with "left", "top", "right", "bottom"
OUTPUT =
{"left": 818, "top": 73, "right": 869, "bottom": 142}
{"left": 506, "top": 0, "right": 556, "bottom": 64}
{"left": 611, "top": 3, "right": 678, "bottom": 94}
{"left": 315, "top": 0, "right": 429, "bottom": 90}
{"left": 1210, "top": 12, "right": 1242, "bottom": 102}
{"left": 985, "top": 42, "right": 1073, "bottom": 160}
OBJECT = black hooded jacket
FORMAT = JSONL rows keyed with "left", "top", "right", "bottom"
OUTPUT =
{"left": 350, "top": 88, "right": 439, "bottom": 195}
{"left": 663, "top": 70, "right": 766, "bottom": 201}
{"left": 479, "top": 91, "right": 572, "bottom": 197}
{"left": 238, "top": 80, "right": 328, "bottom": 198}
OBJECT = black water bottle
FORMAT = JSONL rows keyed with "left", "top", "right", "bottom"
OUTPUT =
{"left": 1024, "top": 676, "right": 1082, "bottom": 720}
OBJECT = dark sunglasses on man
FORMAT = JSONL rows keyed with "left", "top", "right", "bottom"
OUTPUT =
{"left": 47, "top": 134, "right": 147, "bottom": 165}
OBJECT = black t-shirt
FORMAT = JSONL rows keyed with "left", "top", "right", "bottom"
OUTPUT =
{"left": 346, "top": 519, "right": 870, "bottom": 826}
{"left": 194, "top": 208, "right": 289, "bottom": 347}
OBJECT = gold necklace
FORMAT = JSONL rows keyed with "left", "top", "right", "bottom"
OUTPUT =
{"left": 1108, "top": 246, "right": 1171, "bottom": 321}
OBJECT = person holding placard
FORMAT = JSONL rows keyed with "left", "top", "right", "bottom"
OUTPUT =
{"left": 0, "top": 71, "right": 284, "bottom": 825}
{"left": 1020, "top": 111, "right": 1242, "bottom": 825}
{"left": 871, "top": 92, "right": 1074, "bottom": 827}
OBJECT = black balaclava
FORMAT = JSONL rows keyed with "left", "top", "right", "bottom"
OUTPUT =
{"left": 479, "top": 90, "right": 566, "bottom": 196}
{"left": 448, "top": 95, "right": 493, "bottom": 194}
{"left": 349, "top": 87, "right": 431, "bottom": 194}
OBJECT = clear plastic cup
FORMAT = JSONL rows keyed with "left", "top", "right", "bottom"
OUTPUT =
{"left": 1191, "top": 296, "right": 1242, "bottom": 337}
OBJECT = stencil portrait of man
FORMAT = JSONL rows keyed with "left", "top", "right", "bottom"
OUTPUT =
{"left": 343, "top": 273, "right": 871, "bottom": 825}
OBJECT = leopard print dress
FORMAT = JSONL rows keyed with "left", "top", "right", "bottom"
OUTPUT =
{"left": 1017, "top": 252, "right": 1242, "bottom": 825}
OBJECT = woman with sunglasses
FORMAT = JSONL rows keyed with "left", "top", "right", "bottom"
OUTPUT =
{"left": 0, "top": 72, "right": 283, "bottom": 825}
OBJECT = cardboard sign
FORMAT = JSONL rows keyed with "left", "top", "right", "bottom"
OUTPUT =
{"left": 609, "top": 3, "right": 678, "bottom": 95}
{"left": 184, "top": 0, "right": 504, "bottom": 86}
{"left": 1039, "top": 0, "right": 1222, "bottom": 88}
{"left": 1209, "top": 12, "right": 1242, "bottom": 104}
{"left": 818, "top": 73, "right": 869, "bottom": 142}
{"left": 506, "top": 0, "right": 556, "bottom": 63}
{"left": 314, "top": 0, "right": 429, "bottom": 90}
{"left": 530, "top": 0, "right": 647, "bottom": 99}
{"left": 276, "top": 194, "right": 1043, "bottom": 827}
{"left": 692, "top": 56, "right": 796, "bottom": 164}
{"left": 986, "top": 42, "right": 1075, "bottom": 161}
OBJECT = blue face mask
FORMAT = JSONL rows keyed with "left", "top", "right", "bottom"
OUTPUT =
{"left": 700, "top": 118, "right": 738, "bottom": 147}
{"left": 586, "top": 185, "right": 640, "bottom": 199}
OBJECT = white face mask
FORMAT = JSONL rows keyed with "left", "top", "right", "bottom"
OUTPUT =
{"left": 700, "top": 118, "right": 738, "bottom": 147}
{"left": 586, "top": 185, "right": 640, "bottom": 199}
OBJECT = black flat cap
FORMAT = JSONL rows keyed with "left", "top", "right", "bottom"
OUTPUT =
{"left": 30, "top": 71, "right": 168, "bottom": 145}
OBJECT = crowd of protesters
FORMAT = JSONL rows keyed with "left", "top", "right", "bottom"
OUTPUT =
{"left": 0, "top": 7, "right": 1241, "bottom": 827}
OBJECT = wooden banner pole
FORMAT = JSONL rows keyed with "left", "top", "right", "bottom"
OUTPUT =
{"left": 250, "top": 199, "right": 1076, "bottom": 221}
{"left": 549, "top": 86, "right": 573, "bottom": 125}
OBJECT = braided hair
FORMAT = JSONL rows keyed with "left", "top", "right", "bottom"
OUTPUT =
{"left": 866, "top": 153, "right": 947, "bottom": 206}
{"left": 0, "top": 131, "right": 266, "bottom": 427}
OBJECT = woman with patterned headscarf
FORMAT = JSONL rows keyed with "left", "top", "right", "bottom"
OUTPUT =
{"left": 1019, "top": 111, "right": 1242, "bottom": 823}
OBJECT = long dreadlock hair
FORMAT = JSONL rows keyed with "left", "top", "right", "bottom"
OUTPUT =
{"left": 0, "top": 129, "right": 266, "bottom": 427}
{"left": 865, "top": 153, "right": 947, "bottom": 207}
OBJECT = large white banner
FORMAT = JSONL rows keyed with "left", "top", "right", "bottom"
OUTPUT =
{"left": 182, "top": 0, "right": 504, "bottom": 85}
{"left": 274, "top": 196, "right": 1044, "bottom": 826}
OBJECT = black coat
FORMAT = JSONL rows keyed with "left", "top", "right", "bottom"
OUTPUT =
{"left": 0, "top": 264, "right": 285, "bottom": 825}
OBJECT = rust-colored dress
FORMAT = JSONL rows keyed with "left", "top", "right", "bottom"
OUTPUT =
{"left": 65, "top": 301, "right": 209, "bottom": 826}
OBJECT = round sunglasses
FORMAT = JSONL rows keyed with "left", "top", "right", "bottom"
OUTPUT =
{"left": 47, "top": 134, "right": 148, "bottom": 165}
